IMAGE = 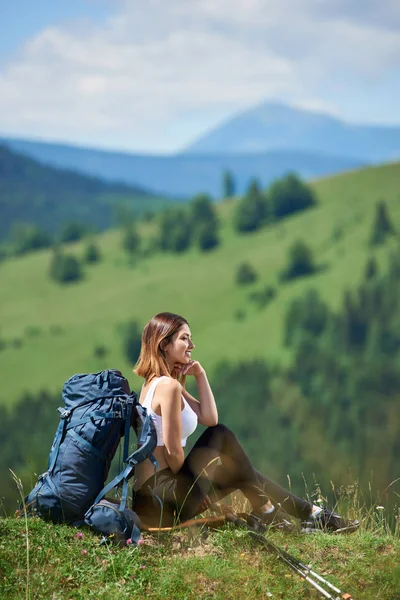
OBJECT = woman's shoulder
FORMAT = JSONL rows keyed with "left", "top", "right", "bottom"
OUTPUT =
{"left": 157, "top": 376, "right": 182, "bottom": 393}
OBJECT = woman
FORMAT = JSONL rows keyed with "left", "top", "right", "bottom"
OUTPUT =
{"left": 132, "top": 312, "right": 359, "bottom": 533}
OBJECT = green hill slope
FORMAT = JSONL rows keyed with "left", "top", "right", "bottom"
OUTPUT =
{"left": 0, "top": 145, "right": 172, "bottom": 243}
{"left": 0, "top": 161, "right": 399, "bottom": 408}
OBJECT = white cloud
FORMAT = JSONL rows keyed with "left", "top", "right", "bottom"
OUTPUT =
{"left": 0, "top": 0, "right": 399, "bottom": 151}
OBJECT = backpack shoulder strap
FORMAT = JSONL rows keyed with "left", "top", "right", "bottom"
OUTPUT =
{"left": 91, "top": 397, "right": 158, "bottom": 510}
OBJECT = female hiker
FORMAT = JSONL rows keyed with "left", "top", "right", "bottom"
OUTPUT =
{"left": 132, "top": 312, "right": 359, "bottom": 533}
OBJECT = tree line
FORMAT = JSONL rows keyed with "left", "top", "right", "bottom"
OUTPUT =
{"left": 1, "top": 170, "right": 316, "bottom": 255}
{"left": 283, "top": 247, "right": 400, "bottom": 497}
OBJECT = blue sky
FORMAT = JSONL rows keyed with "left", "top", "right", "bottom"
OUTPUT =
{"left": 0, "top": 1, "right": 113, "bottom": 60}
{"left": 1, "top": 0, "right": 399, "bottom": 153}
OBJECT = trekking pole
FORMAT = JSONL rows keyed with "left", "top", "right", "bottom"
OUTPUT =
{"left": 223, "top": 511, "right": 354, "bottom": 600}
{"left": 247, "top": 529, "right": 352, "bottom": 600}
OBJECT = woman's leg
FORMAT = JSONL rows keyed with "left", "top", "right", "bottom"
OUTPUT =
{"left": 252, "top": 469, "right": 311, "bottom": 520}
{"left": 133, "top": 423, "right": 312, "bottom": 524}
{"left": 180, "top": 424, "right": 312, "bottom": 520}
{"left": 132, "top": 469, "right": 183, "bottom": 527}
{"left": 132, "top": 424, "right": 248, "bottom": 525}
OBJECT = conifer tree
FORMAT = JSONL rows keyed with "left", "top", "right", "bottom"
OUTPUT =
{"left": 268, "top": 172, "right": 316, "bottom": 221}
{"left": 122, "top": 222, "right": 140, "bottom": 261}
{"left": 234, "top": 179, "right": 267, "bottom": 233}
{"left": 281, "top": 240, "right": 316, "bottom": 281}
{"left": 60, "top": 221, "right": 87, "bottom": 243}
{"left": 190, "top": 194, "right": 220, "bottom": 251}
{"left": 49, "top": 248, "right": 83, "bottom": 283}
{"left": 84, "top": 241, "right": 101, "bottom": 264}
{"left": 197, "top": 221, "right": 219, "bottom": 251}
{"left": 122, "top": 320, "right": 142, "bottom": 364}
{"left": 364, "top": 256, "right": 378, "bottom": 280}
{"left": 223, "top": 170, "right": 235, "bottom": 198}
{"left": 370, "top": 200, "right": 395, "bottom": 245}
{"left": 235, "top": 261, "right": 258, "bottom": 285}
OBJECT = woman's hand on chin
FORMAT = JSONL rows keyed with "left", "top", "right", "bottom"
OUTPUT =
{"left": 176, "top": 360, "right": 205, "bottom": 378}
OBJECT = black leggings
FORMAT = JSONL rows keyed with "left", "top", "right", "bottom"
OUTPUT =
{"left": 132, "top": 424, "right": 312, "bottom": 527}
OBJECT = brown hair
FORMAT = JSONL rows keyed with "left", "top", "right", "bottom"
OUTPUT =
{"left": 134, "top": 312, "right": 189, "bottom": 383}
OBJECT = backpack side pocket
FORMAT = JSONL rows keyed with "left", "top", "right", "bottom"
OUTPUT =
{"left": 84, "top": 499, "right": 142, "bottom": 546}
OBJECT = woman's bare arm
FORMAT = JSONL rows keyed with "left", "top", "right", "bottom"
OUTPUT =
{"left": 181, "top": 366, "right": 218, "bottom": 427}
{"left": 158, "top": 378, "right": 185, "bottom": 473}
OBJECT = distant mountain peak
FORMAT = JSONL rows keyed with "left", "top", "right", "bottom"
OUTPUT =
{"left": 183, "top": 100, "right": 400, "bottom": 161}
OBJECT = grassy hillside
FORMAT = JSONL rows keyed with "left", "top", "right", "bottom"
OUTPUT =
{"left": 1, "top": 509, "right": 399, "bottom": 600}
{"left": 1, "top": 161, "right": 400, "bottom": 409}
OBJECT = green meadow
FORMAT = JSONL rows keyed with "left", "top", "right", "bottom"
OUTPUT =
{"left": 1, "top": 161, "right": 400, "bottom": 408}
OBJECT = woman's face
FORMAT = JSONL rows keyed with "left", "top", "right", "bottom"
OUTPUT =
{"left": 163, "top": 324, "right": 195, "bottom": 372}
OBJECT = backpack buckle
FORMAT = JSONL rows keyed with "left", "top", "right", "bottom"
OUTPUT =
{"left": 60, "top": 409, "right": 71, "bottom": 419}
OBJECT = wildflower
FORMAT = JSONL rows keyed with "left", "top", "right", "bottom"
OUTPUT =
{"left": 81, "top": 549, "right": 87, "bottom": 556}
{"left": 137, "top": 538, "right": 144, "bottom": 546}
{"left": 126, "top": 538, "right": 133, "bottom": 546}
{"left": 139, "top": 565, "right": 146, "bottom": 570}
{"left": 76, "top": 532, "right": 83, "bottom": 540}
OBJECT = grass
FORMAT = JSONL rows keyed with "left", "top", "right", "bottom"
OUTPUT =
{"left": 1, "top": 495, "right": 400, "bottom": 600}
{"left": 2, "top": 466, "right": 399, "bottom": 599}
{"left": 1, "top": 161, "right": 400, "bottom": 408}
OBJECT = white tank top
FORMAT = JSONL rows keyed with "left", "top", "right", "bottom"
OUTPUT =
{"left": 140, "top": 377, "right": 198, "bottom": 447}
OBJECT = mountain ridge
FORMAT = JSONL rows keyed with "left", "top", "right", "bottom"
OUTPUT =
{"left": 184, "top": 101, "right": 400, "bottom": 161}
{"left": 1, "top": 136, "right": 364, "bottom": 198}
{"left": 0, "top": 144, "right": 169, "bottom": 242}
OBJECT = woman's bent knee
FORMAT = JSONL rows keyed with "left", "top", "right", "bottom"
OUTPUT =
{"left": 208, "top": 423, "right": 229, "bottom": 434}
{"left": 209, "top": 423, "right": 238, "bottom": 443}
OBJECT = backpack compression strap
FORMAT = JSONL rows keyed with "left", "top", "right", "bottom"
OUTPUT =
{"left": 48, "top": 404, "right": 130, "bottom": 474}
{"left": 47, "top": 409, "right": 71, "bottom": 473}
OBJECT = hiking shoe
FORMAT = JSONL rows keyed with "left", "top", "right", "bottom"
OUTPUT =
{"left": 248, "top": 507, "right": 295, "bottom": 533}
{"left": 301, "top": 508, "right": 360, "bottom": 534}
